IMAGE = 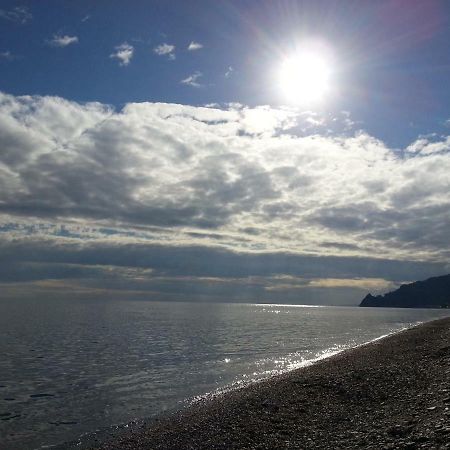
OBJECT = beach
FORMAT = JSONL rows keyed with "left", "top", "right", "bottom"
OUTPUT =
{"left": 88, "top": 316, "right": 450, "bottom": 449}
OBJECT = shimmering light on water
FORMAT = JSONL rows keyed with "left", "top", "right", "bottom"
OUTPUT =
{"left": 0, "top": 299, "right": 448, "bottom": 449}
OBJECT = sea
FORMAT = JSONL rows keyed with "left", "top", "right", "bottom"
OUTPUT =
{"left": 0, "top": 298, "right": 449, "bottom": 450}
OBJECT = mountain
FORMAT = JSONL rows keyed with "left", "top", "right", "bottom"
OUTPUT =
{"left": 360, "top": 274, "right": 450, "bottom": 308}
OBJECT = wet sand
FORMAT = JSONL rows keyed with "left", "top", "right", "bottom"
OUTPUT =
{"left": 90, "top": 317, "right": 450, "bottom": 449}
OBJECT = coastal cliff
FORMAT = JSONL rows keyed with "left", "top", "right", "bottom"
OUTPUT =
{"left": 360, "top": 274, "right": 450, "bottom": 308}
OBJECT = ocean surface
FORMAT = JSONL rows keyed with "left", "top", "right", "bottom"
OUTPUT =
{"left": 0, "top": 299, "right": 449, "bottom": 450}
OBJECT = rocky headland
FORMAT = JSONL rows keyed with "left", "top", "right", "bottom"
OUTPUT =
{"left": 360, "top": 274, "right": 450, "bottom": 308}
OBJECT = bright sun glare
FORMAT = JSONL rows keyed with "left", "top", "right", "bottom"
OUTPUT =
{"left": 279, "top": 50, "right": 331, "bottom": 104}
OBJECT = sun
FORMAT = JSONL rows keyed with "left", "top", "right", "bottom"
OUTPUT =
{"left": 279, "top": 50, "right": 331, "bottom": 104}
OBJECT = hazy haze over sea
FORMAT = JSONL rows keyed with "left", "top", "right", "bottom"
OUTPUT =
{"left": 1, "top": 299, "right": 449, "bottom": 449}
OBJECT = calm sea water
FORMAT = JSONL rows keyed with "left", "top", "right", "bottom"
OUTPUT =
{"left": 0, "top": 299, "right": 448, "bottom": 450}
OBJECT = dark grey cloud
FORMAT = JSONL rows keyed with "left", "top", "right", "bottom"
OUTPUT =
{"left": 0, "top": 239, "right": 446, "bottom": 282}
{"left": 0, "top": 238, "right": 447, "bottom": 305}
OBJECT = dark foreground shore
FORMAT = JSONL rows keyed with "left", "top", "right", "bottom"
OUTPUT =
{"left": 91, "top": 317, "right": 450, "bottom": 449}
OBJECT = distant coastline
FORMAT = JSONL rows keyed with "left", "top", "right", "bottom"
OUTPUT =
{"left": 360, "top": 274, "right": 450, "bottom": 308}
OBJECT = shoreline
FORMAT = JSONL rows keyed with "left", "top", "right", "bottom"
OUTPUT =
{"left": 86, "top": 317, "right": 450, "bottom": 449}
{"left": 190, "top": 324, "right": 413, "bottom": 406}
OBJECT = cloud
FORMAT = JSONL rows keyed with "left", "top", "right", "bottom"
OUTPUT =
{"left": 0, "top": 51, "right": 15, "bottom": 60}
{"left": 187, "top": 41, "right": 203, "bottom": 51}
{"left": 225, "top": 66, "right": 233, "bottom": 78}
{"left": 153, "top": 43, "right": 175, "bottom": 59}
{"left": 264, "top": 276, "right": 397, "bottom": 296}
{"left": 180, "top": 71, "right": 202, "bottom": 87}
{"left": 48, "top": 34, "right": 79, "bottom": 47}
{"left": 0, "top": 238, "right": 446, "bottom": 305}
{"left": 406, "top": 136, "right": 450, "bottom": 155}
{"left": 0, "top": 6, "right": 32, "bottom": 24}
{"left": 110, "top": 43, "right": 134, "bottom": 66}
{"left": 0, "top": 92, "right": 449, "bottom": 303}
{"left": 306, "top": 277, "right": 395, "bottom": 291}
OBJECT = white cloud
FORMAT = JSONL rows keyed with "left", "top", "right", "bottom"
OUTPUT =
{"left": 180, "top": 71, "right": 202, "bottom": 87}
{"left": 187, "top": 41, "right": 203, "bottom": 51}
{"left": 153, "top": 43, "right": 175, "bottom": 59}
{"left": 110, "top": 43, "right": 134, "bottom": 66}
{"left": 238, "top": 105, "right": 298, "bottom": 136}
{"left": 0, "top": 92, "right": 449, "bottom": 265}
{"left": 225, "top": 66, "right": 233, "bottom": 78}
{"left": 406, "top": 136, "right": 450, "bottom": 155}
{"left": 0, "top": 6, "right": 32, "bottom": 24}
{"left": 405, "top": 138, "right": 428, "bottom": 154}
{"left": 48, "top": 34, "right": 79, "bottom": 47}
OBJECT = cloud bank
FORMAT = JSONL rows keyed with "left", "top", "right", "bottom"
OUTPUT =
{"left": 0, "top": 92, "right": 449, "bottom": 303}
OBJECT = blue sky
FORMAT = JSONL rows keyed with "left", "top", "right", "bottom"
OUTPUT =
{"left": 1, "top": 0, "right": 449, "bottom": 146}
{"left": 0, "top": 1, "right": 449, "bottom": 305}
